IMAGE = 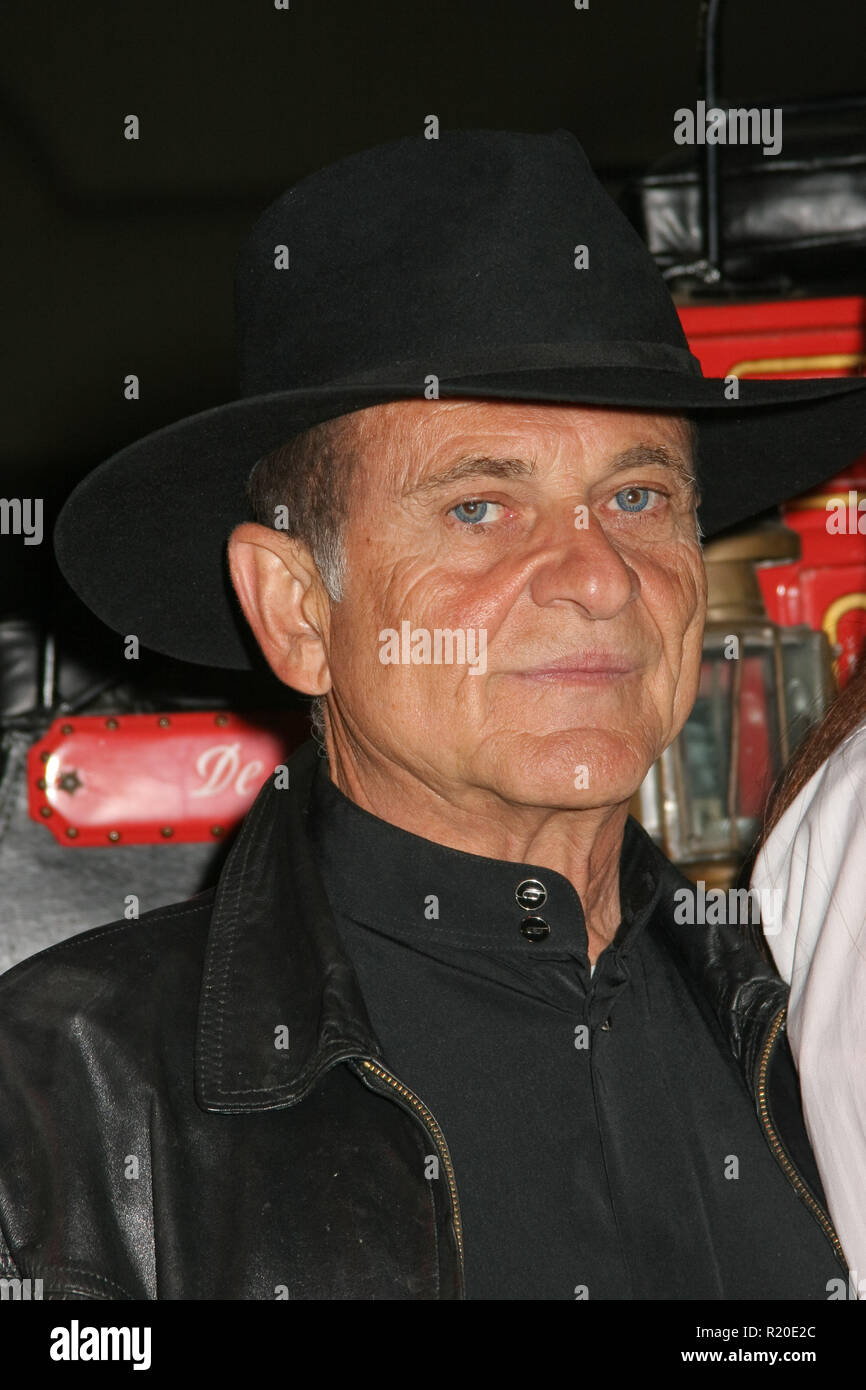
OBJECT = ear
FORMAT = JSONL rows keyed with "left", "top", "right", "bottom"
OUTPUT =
{"left": 227, "top": 522, "right": 332, "bottom": 695}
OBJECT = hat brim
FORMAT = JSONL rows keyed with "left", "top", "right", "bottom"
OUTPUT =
{"left": 54, "top": 367, "right": 866, "bottom": 670}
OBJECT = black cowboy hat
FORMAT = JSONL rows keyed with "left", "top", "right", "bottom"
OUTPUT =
{"left": 54, "top": 128, "right": 866, "bottom": 670}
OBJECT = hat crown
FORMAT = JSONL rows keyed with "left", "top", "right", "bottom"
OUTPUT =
{"left": 233, "top": 128, "right": 696, "bottom": 396}
{"left": 54, "top": 126, "right": 866, "bottom": 671}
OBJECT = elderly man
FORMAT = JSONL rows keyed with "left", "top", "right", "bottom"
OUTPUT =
{"left": 1, "top": 129, "right": 865, "bottom": 1300}
{"left": 232, "top": 398, "right": 704, "bottom": 965}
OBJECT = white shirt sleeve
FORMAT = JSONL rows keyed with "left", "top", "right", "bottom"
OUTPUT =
{"left": 751, "top": 717, "right": 866, "bottom": 1294}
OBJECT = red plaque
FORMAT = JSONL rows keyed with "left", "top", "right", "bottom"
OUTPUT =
{"left": 28, "top": 710, "right": 311, "bottom": 847}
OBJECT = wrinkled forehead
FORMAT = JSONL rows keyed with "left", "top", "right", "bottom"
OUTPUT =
{"left": 347, "top": 397, "right": 695, "bottom": 496}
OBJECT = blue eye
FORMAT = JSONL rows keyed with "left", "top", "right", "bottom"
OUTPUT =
{"left": 614, "top": 487, "right": 652, "bottom": 513}
{"left": 452, "top": 500, "right": 492, "bottom": 525}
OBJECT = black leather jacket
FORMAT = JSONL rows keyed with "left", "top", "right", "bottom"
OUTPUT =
{"left": 0, "top": 738, "right": 847, "bottom": 1299}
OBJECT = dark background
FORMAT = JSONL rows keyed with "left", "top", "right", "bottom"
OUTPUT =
{"left": 2, "top": 0, "right": 864, "bottom": 633}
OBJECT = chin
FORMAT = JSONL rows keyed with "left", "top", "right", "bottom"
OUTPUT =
{"left": 472, "top": 728, "right": 649, "bottom": 810}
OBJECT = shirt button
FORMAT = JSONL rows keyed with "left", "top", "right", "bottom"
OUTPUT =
{"left": 600, "top": 1017, "right": 612, "bottom": 1031}
{"left": 520, "top": 916, "right": 551, "bottom": 942}
{"left": 515, "top": 878, "right": 548, "bottom": 911}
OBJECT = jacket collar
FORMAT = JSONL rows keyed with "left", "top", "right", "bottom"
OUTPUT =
{"left": 196, "top": 738, "right": 379, "bottom": 1112}
{"left": 195, "top": 737, "right": 786, "bottom": 1112}
{"left": 652, "top": 877, "right": 787, "bottom": 1087}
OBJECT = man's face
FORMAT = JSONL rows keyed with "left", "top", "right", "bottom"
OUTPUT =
{"left": 324, "top": 398, "right": 707, "bottom": 811}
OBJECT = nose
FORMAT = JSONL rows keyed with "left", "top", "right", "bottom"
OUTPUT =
{"left": 527, "top": 513, "right": 640, "bottom": 620}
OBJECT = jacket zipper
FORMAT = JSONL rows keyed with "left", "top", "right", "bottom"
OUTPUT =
{"left": 756, "top": 1005, "right": 846, "bottom": 1269}
{"left": 358, "top": 1059, "right": 465, "bottom": 1285}
{"left": 357, "top": 1009, "right": 837, "bottom": 1290}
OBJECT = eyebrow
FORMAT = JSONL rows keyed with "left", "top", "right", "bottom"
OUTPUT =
{"left": 403, "top": 454, "right": 537, "bottom": 498}
{"left": 402, "top": 443, "right": 698, "bottom": 500}
{"left": 607, "top": 444, "right": 698, "bottom": 496}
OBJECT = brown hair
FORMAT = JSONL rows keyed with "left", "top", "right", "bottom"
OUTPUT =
{"left": 759, "top": 648, "right": 866, "bottom": 842}
{"left": 739, "top": 646, "right": 866, "bottom": 962}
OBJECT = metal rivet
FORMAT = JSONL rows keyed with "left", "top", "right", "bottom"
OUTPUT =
{"left": 160, "top": 826, "right": 174, "bottom": 838}
{"left": 36, "top": 777, "right": 46, "bottom": 790}
{"left": 60, "top": 723, "right": 74, "bottom": 735}
{"left": 40, "top": 750, "right": 51, "bottom": 764}
{"left": 105, "top": 717, "right": 119, "bottom": 730}
{"left": 214, "top": 714, "right": 229, "bottom": 727}
{"left": 66, "top": 827, "right": 79, "bottom": 839}
{"left": 519, "top": 916, "right": 551, "bottom": 943}
{"left": 107, "top": 829, "right": 121, "bottom": 842}
{"left": 39, "top": 805, "right": 52, "bottom": 818}
{"left": 158, "top": 716, "right": 171, "bottom": 728}
{"left": 210, "top": 825, "right": 225, "bottom": 837}
{"left": 515, "top": 878, "right": 548, "bottom": 911}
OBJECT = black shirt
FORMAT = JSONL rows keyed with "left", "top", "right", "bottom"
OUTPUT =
{"left": 306, "top": 751, "right": 839, "bottom": 1300}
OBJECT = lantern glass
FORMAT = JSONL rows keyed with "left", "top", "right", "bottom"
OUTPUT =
{"left": 634, "top": 622, "right": 834, "bottom": 868}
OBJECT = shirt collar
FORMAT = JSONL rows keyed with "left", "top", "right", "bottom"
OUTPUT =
{"left": 307, "top": 752, "right": 664, "bottom": 963}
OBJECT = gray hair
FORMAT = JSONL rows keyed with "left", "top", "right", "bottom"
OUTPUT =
{"left": 246, "top": 412, "right": 366, "bottom": 602}
{"left": 245, "top": 412, "right": 365, "bottom": 742}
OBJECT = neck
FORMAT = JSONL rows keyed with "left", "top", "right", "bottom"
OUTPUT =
{"left": 322, "top": 727, "right": 629, "bottom": 966}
